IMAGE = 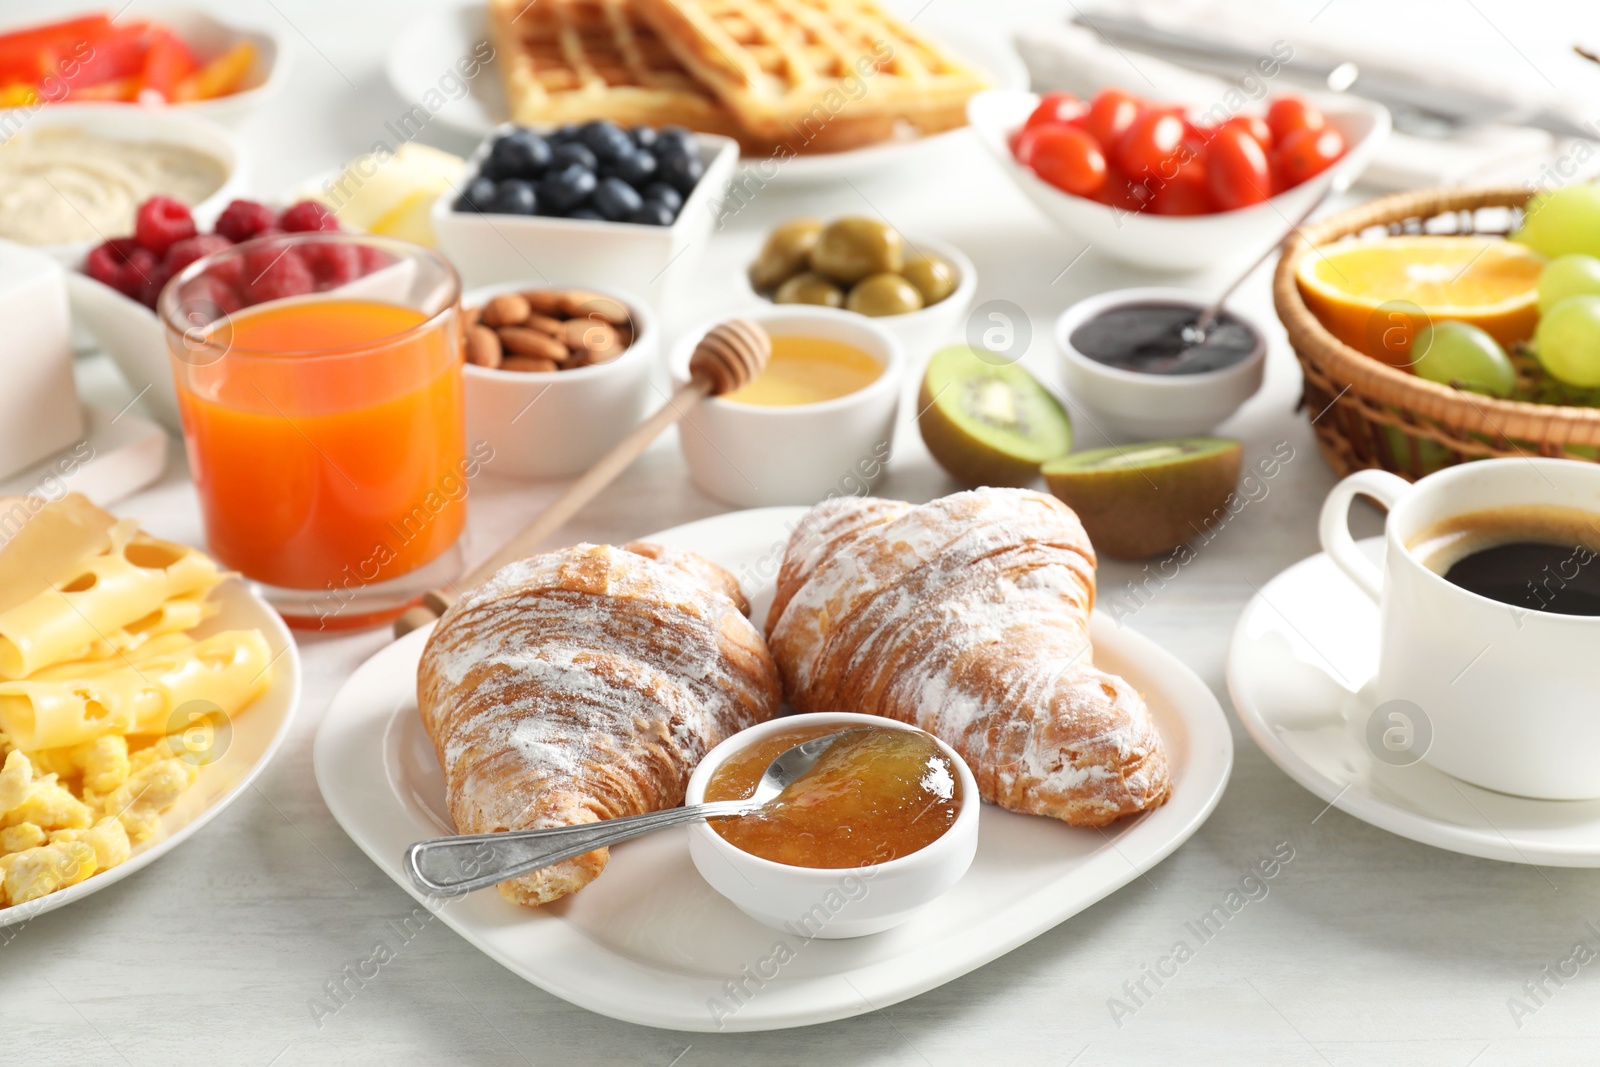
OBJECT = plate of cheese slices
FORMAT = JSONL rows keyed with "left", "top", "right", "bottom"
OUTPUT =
{"left": 0, "top": 494, "right": 299, "bottom": 926}
{"left": 384, "top": 0, "right": 1027, "bottom": 185}
{"left": 315, "top": 491, "right": 1231, "bottom": 1032}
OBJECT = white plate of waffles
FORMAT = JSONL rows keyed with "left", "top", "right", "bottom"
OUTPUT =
{"left": 313, "top": 506, "right": 1232, "bottom": 1032}
{"left": 385, "top": 0, "right": 1027, "bottom": 185}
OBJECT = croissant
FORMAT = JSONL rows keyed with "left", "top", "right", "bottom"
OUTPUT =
{"left": 417, "top": 541, "right": 781, "bottom": 905}
{"left": 765, "top": 488, "right": 1170, "bottom": 826}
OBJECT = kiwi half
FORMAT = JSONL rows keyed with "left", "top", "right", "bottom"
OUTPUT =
{"left": 918, "top": 345, "right": 1072, "bottom": 487}
{"left": 1042, "top": 437, "right": 1242, "bottom": 560}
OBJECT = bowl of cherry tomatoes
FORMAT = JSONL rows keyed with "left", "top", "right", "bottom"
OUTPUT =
{"left": 967, "top": 87, "right": 1389, "bottom": 271}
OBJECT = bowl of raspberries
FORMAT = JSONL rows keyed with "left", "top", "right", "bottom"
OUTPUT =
{"left": 69, "top": 195, "right": 380, "bottom": 431}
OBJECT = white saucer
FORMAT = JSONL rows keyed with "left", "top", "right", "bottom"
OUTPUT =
{"left": 315, "top": 506, "right": 1232, "bottom": 1031}
{"left": 1228, "top": 537, "right": 1600, "bottom": 867}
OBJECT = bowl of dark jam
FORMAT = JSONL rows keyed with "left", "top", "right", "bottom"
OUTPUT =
{"left": 1056, "top": 288, "right": 1266, "bottom": 439}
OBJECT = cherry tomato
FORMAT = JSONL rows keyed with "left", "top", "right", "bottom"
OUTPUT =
{"left": 1093, "top": 165, "right": 1147, "bottom": 211}
{"left": 1083, "top": 88, "right": 1141, "bottom": 152}
{"left": 1266, "top": 96, "right": 1326, "bottom": 144}
{"left": 1205, "top": 126, "right": 1271, "bottom": 210}
{"left": 1028, "top": 125, "right": 1108, "bottom": 197}
{"left": 1011, "top": 125, "right": 1043, "bottom": 166}
{"left": 1150, "top": 151, "right": 1212, "bottom": 215}
{"left": 1273, "top": 126, "right": 1346, "bottom": 188}
{"left": 1114, "top": 111, "right": 1186, "bottom": 181}
{"left": 1024, "top": 91, "right": 1088, "bottom": 131}
{"left": 1218, "top": 114, "right": 1272, "bottom": 152}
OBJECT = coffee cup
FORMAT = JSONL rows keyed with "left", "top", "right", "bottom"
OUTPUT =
{"left": 1319, "top": 458, "right": 1600, "bottom": 799}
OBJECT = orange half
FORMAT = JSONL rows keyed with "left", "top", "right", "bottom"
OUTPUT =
{"left": 1296, "top": 236, "right": 1543, "bottom": 367}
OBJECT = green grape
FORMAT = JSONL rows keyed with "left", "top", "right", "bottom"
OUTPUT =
{"left": 1512, "top": 184, "right": 1600, "bottom": 259}
{"left": 1538, "top": 254, "right": 1600, "bottom": 313}
{"left": 1536, "top": 294, "right": 1600, "bottom": 387}
{"left": 1411, "top": 320, "right": 1515, "bottom": 397}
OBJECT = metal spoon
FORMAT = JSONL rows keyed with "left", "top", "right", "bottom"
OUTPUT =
{"left": 404, "top": 728, "right": 871, "bottom": 896}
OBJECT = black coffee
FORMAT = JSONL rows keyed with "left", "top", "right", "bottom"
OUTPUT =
{"left": 1411, "top": 505, "right": 1600, "bottom": 617}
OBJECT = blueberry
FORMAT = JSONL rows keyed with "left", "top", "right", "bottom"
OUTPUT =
{"left": 642, "top": 182, "right": 682, "bottom": 212}
{"left": 551, "top": 123, "right": 581, "bottom": 143}
{"left": 629, "top": 200, "right": 677, "bottom": 226}
{"left": 550, "top": 141, "right": 598, "bottom": 172}
{"left": 568, "top": 206, "right": 605, "bottom": 221}
{"left": 490, "top": 178, "right": 538, "bottom": 215}
{"left": 454, "top": 176, "right": 498, "bottom": 212}
{"left": 538, "top": 163, "right": 597, "bottom": 213}
{"left": 654, "top": 126, "right": 695, "bottom": 159}
{"left": 657, "top": 151, "right": 704, "bottom": 195}
{"left": 607, "top": 149, "right": 657, "bottom": 187}
{"left": 488, "top": 129, "right": 552, "bottom": 179}
{"left": 631, "top": 125, "right": 658, "bottom": 151}
{"left": 578, "top": 120, "right": 633, "bottom": 164}
{"left": 593, "top": 177, "right": 644, "bottom": 221}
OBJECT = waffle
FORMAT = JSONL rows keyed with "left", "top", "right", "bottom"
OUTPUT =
{"left": 632, "top": 0, "right": 990, "bottom": 148}
{"left": 488, "top": 0, "right": 745, "bottom": 137}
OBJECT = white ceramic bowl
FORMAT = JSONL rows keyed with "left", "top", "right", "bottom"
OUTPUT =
{"left": 461, "top": 281, "right": 658, "bottom": 480}
{"left": 1055, "top": 287, "right": 1266, "bottom": 440}
{"left": 685, "top": 712, "right": 980, "bottom": 939}
{"left": 669, "top": 307, "right": 902, "bottom": 508}
{"left": 736, "top": 232, "right": 977, "bottom": 364}
{"left": 967, "top": 89, "right": 1390, "bottom": 272}
{"left": 15, "top": 104, "right": 246, "bottom": 265}
{"left": 431, "top": 126, "right": 738, "bottom": 302}
{"left": 0, "top": 7, "right": 290, "bottom": 129}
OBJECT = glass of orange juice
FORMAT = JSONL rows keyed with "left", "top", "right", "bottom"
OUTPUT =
{"left": 159, "top": 233, "right": 468, "bottom": 630}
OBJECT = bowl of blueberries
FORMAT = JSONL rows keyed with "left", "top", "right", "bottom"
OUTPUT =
{"left": 432, "top": 120, "right": 738, "bottom": 302}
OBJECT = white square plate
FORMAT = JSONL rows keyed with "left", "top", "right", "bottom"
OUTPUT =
{"left": 313, "top": 506, "right": 1232, "bottom": 1031}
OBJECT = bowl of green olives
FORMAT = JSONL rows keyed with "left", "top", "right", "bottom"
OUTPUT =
{"left": 743, "top": 217, "right": 977, "bottom": 361}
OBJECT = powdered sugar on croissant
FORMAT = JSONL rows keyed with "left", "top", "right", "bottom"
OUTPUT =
{"left": 418, "top": 542, "right": 780, "bottom": 905}
{"left": 766, "top": 489, "right": 1170, "bottom": 826}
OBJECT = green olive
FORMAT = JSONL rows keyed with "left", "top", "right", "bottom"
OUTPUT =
{"left": 845, "top": 273, "right": 924, "bottom": 317}
{"left": 902, "top": 255, "right": 957, "bottom": 305}
{"left": 774, "top": 271, "right": 845, "bottom": 308}
{"left": 747, "top": 218, "right": 823, "bottom": 293}
{"left": 811, "top": 217, "right": 904, "bottom": 284}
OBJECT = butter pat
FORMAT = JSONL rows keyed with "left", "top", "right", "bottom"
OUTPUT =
{"left": 0, "top": 242, "right": 83, "bottom": 479}
{"left": 312, "top": 143, "right": 464, "bottom": 247}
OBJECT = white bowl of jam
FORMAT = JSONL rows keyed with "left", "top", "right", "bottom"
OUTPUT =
{"left": 1055, "top": 286, "right": 1266, "bottom": 440}
{"left": 685, "top": 713, "right": 979, "bottom": 939}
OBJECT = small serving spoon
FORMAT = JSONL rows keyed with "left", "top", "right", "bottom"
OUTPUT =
{"left": 404, "top": 728, "right": 869, "bottom": 896}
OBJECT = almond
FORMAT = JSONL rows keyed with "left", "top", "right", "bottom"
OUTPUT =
{"left": 563, "top": 318, "right": 618, "bottom": 354}
{"left": 526, "top": 312, "right": 566, "bottom": 338}
{"left": 498, "top": 326, "right": 568, "bottom": 361}
{"left": 481, "top": 293, "right": 531, "bottom": 327}
{"left": 522, "top": 289, "right": 566, "bottom": 316}
{"left": 464, "top": 325, "right": 502, "bottom": 368}
{"left": 501, "top": 356, "right": 560, "bottom": 373}
{"left": 558, "top": 289, "right": 630, "bottom": 324}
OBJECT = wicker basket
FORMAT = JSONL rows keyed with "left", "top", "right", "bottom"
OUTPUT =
{"left": 1274, "top": 185, "right": 1600, "bottom": 480}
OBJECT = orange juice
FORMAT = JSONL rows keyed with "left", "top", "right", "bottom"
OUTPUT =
{"left": 175, "top": 297, "right": 466, "bottom": 592}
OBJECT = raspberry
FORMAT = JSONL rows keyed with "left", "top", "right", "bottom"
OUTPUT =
{"left": 243, "top": 246, "right": 314, "bottom": 304}
{"left": 214, "top": 199, "right": 278, "bottom": 244}
{"left": 356, "top": 244, "right": 392, "bottom": 275}
{"left": 278, "top": 200, "right": 340, "bottom": 233}
{"left": 134, "top": 196, "right": 196, "bottom": 257}
{"left": 190, "top": 274, "right": 243, "bottom": 316}
{"left": 163, "top": 233, "right": 233, "bottom": 275}
{"left": 301, "top": 242, "right": 361, "bottom": 288}
{"left": 139, "top": 261, "right": 175, "bottom": 310}
{"left": 84, "top": 238, "right": 138, "bottom": 288}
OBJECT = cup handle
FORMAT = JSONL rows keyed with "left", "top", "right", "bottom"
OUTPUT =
{"left": 1318, "top": 469, "right": 1411, "bottom": 602}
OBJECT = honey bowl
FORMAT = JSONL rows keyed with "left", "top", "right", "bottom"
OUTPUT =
{"left": 684, "top": 712, "right": 980, "bottom": 939}
{"left": 668, "top": 307, "right": 903, "bottom": 508}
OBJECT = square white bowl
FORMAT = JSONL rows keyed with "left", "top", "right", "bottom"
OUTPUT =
{"left": 431, "top": 127, "right": 739, "bottom": 303}
{"left": 967, "top": 89, "right": 1390, "bottom": 272}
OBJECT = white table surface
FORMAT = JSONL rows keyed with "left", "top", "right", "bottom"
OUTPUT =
{"left": 12, "top": 1, "right": 1600, "bottom": 1064}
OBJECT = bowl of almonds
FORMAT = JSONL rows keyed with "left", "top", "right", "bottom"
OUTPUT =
{"left": 461, "top": 282, "right": 657, "bottom": 479}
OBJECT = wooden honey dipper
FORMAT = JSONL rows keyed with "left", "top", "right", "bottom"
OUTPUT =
{"left": 393, "top": 318, "right": 771, "bottom": 637}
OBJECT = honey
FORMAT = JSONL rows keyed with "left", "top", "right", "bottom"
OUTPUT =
{"left": 720, "top": 335, "right": 882, "bottom": 407}
{"left": 705, "top": 724, "right": 961, "bottom": 868}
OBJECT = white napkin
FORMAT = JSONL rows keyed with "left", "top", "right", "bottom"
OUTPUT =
{"left": 1014, "top": 16, "right": 1600, "bottom": 192}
